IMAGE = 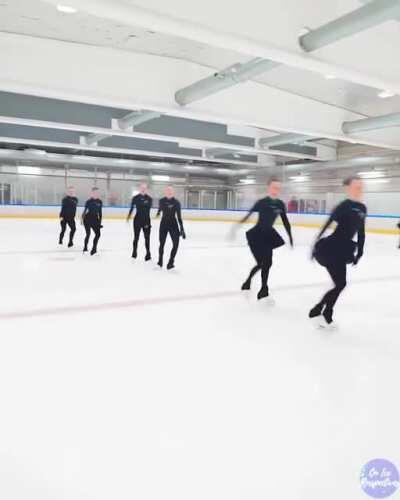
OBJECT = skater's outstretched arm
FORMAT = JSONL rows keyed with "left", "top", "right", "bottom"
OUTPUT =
{"left": 81, "top": 200, "right": 89, "bottom": 224}
{"left": 315, "top": 208, "right": 338, "bottom": 241}
{"left": 176, "top": 201, "right": 186, "bottom": 239}
{"left": 156, "top": 199, "right": 162, "bottom": 218}
{"left": 60, "top": 197, "right": 67, "bottom": 219}
{"left": 239, "top": 201, "right": 259, "bottom": 224}
{"left": 98, "top": 201, "right": 103, "bottom": 226}
{"left": 354, "top": 210, "right": 366, "bottom": 264}
{"left": 280, "top": 203, "right": 293, "bottom": 246}
{"left": 311, "top": 206, "right": 339, "bottom": 259}
{"left": 126, "top": 197, "right": 135, "bottom": 221}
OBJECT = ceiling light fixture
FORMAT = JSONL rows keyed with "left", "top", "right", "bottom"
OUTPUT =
{"left": 24, "top": 148, "right": 47, "bottom": 155}
{"left": 151, "top": 175, "right": 170, "bottom": 182}
{"left": 358, "top": 170, "right": 385, "bottom": 179}
{"left": 56, "top": 5, "right": 78, "bottom": 14}
{"left": 378, "top": 90, "right": 396, "bottom": 99}
{"left": 289, "top": 175, "right": 309, "bottom": 182}
{"left": 17, "top": 166, "right": 41, "bottom": 175}
{"left": 364, "top": 178, "right": 390, "bottom": 184}
{"left": 324, "top": 74, "right": 337, "bottom": 80}
{"left": 72, "top": 155, "right": 92, "bottom": 161}
{"left": 239, "top": 178, "right": 255, "bottom": 185}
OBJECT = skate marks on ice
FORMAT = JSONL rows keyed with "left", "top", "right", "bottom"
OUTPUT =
{"left": 1, "top": 273, "right": 400, "bottom": 320}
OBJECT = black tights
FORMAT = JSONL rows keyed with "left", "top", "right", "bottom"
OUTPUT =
{"left": 317, "top": 260, "right": 347, "bottom": 320}
{"left": 133, "top": 220, "right": 151, "bottom": 255}
{"left": 244, "top": 250, "right": 273, "bottom": 290}
{"left": 159, "top": 223, "right": 180, "bottom": 265}
{"left": 84, "top": 220, "right": 101, "bottom": 252}
{"left": 59, "top": 218, "right": 76, "bottom": 244}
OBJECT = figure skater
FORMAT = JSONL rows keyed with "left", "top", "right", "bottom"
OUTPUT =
{"left": 310, "top": 175, "right": 367, "bottom": 328}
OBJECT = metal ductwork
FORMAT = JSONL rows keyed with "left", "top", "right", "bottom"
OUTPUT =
{"left": 299, "top": 0, "right": 400, "bottom": 52}
{"left": 82, "top": 111, "right": 162, "bottom": 146}
{"left": 82, "top": 133, "right": 110, "bottom": 146}
{"left": 175, "top": 58, "right": 278, "bottom": 106}
{"left": 342, "top": 112, "right": 400, "bottom": 134}
{"left": 259, "top": 133, "right": 314, "bottom": 148}
{"left": 117, "top": 110, "right": 161, "bottom": 130}
{"left": 176, "top": 0, "right": 400, "bottom": 106}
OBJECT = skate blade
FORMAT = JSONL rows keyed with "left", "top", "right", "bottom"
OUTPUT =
{"left": 259, "top": 297, "right": 275, "bottom": 306}
{"left": 241, "top": 289, "right": 251, "bottom": 300}
{"left": 316, "top": 319, "right": 338, "bottom": 332}
{"left": 167, "top": 268, "right": 180, "bottom": 274}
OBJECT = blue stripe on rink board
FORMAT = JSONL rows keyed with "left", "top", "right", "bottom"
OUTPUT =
{"left": 0, "top": 203, "right": 399, "bottom": 219}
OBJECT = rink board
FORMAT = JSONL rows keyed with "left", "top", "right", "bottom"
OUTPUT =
{"left": 0, "top": 204, "right": 398, "bottom": 234}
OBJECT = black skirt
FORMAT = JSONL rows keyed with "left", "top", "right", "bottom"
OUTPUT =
{"left": 314, "top": 235, "right": 357, "bottom": 266}
{"left": 246, "top": 226, "right": 284, "bottom": 263}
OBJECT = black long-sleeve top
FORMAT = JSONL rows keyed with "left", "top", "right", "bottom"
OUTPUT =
{"left": 60, "top": 196, "right": 78, "bottom": 219}
{"left": 127, "top": 194, "right": 152, "bottom": 223}
{"left": 241, "top": 196, "right": 293, "bottom": 243}
{"left": 316, "top": 199, "right": 367, "bottom": 255}
{"left": 82, "top": 198, "right": 103, "bottom": 223}
{"left": 157, "top": 197, "right": 184, "bottom": 230}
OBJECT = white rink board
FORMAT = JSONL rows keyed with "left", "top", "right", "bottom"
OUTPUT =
{"left": 0, "top": 204, "right": 399, "bottom": 233}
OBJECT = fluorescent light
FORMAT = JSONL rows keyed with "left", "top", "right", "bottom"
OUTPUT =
{"left": 233, "top": 153, "right": 240, "bottom": 159}
{"left": 289, "top": 175, "right": 309, "bottom": 182}
{"left": 151, "top": 175, "right": 170, "bottom": 182}
{"left": 24, "top": 148, "right": 47, "bottom": 155}
{"left": 18, "top": 166, "right": 41, "bottom": 175}
{"left": 378, "top": 90, "right": 396, "bottom": 99}
{"left": 150, "top": 162, "right": 168, "bottom": 167}
{"left": 358, "top": 170, "right": 385, "bottom": 179}
{"left": 72, "top": 155, "right": 92, "bottom": 161}
{"left": 364, "top": 178, "right": 390, "bottom": 184}
{"left": 57, "top": 5, "right": 78, "bottom": 13}
{"left": 239, "top": 178, "right": 255, "bottom": 185}
{"left": 325, "top": 74, "right": 337, "bottom": 80}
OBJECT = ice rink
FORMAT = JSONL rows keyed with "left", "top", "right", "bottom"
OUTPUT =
{"left": 0, "top": 217, "right": 399, "bottom": 500}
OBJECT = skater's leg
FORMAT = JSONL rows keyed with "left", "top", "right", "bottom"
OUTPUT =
{"left": 258, "top": 250, "right": 273, "bottom": 300}
{"left": 83, "top": 221, "right": 91, "bottom": 251}
{"left": 143, "top": 225, "right": 151, "bottom": 260}
{"left": 167, "top": 226, "right": 180, "bottom": 269}
{"left": 68, "top": 219, "right": 76, "bottom": 246}
{"left": 321, "top": 261, "right": 347, "bottom": 323}
{"left": 91, "top": 223, "right": 101, "bottom": 255}
{"left": 59, "top": 219, "right": 67, "bottom": 244}
{"left": 158, "top": 223, "right": 168, "bottom": 267}
{"left": 132, "top": 219, "right": 140, "bottom": 258}
{"left": 241, "top": 265, "right": 261, "bottom": 290}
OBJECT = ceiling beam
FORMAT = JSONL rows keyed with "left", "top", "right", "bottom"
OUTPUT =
{"left": 0, "top": 148, "right": 240, "bottom": 177}
{"left": 342, "top": 112, "right": 400, "bottom": 134}
{"left": 259, "top": 133, "right": 317, "bottom": 148}
{"left": 0, "top": 136, "right": 258, "bottom": 172}
{"left": 117, "top": 110, "right": 162, "bottom": 130}
{"left": 0, "top": 115, "right": 320, "bottom": 162}
{"left": 82, "top": 110, "right": 162, "bottom": 146}
{"left": 38, "top": 0, "right": 400, "bottom": 102}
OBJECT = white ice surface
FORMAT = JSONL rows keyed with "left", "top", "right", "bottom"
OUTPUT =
{"left": 0, "top": 219, "right": 399, "bottom": 500}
